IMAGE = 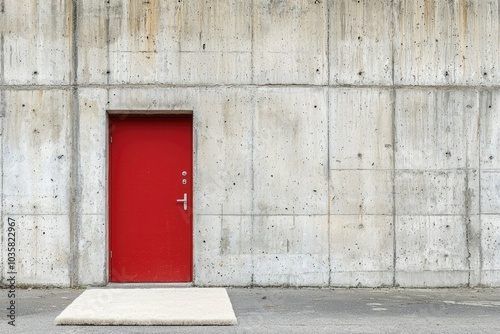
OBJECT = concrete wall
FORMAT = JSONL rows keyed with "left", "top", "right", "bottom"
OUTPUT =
{"left": 1, "top": 0, "right": 499, "bottom": 287}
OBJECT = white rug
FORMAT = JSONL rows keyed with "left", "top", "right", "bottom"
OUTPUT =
{"left": 54, "top": 288, "right": 237, "bottom": 326}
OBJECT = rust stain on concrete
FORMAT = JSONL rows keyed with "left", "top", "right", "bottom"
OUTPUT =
{"left": 128, "top": 0, "right": 158, "bottom": 52}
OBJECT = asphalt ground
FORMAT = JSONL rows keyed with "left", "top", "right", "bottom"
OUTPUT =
{"left": 1, "top": 287, "right": 499, "bottom": 333}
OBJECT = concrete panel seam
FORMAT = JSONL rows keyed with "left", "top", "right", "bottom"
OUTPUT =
{"left": 105, "top": 0, "right": 111, "bottom": 87}
{"left": 391, "top": 85, "right": 397, "bottom": 288}
{"left": 327, "top": 91, "right": 331, "bottom": 285}
{"left": 250, "top": 87, "right": 255, "bottom": 286}
{"left": 326, "top": 0, "right": 331, "bottom": 87}
{"left": 69, "top": 0, "right": 80, "bottom": 288}
{"left": 325, "top": 0, "right": 332, "bottom": 287}
{"left": 390, "top": 0, "right": 395, "bottom": 87}
{"left": 103, "top": 0, "right": 111, "bottom": 286}
{"left": 104, "top": 90, "right": 110, "bottom": 285}
{"left": 464, "top": 169, "right": 472, "bottom": 286}
{"left": 463, "top": 91, "right": 479, "bottom": 286}
{"left": 2, "top": 84, "right": 500, "bottom": 91}
{"left": 0, "top": 0, "right": 4, "bottom": 88}
{"left": 0, "top": 94, "right": 3, "bottom": 286}
{"left": 250, "top": 0, "right": 255, "bottom": 85}
{"left": 391, "top": 0, "right": 397, "bottom": 285}
{"left": 0, "top": 0, "right": 4, "bottom": 284}
{"left": 478, "top": 92, "right": 486, "bottom": 284}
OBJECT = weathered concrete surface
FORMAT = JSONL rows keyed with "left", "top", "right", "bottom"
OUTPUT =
{"left": 253, "top": 87, "right": 328, "bottom": 215}
{"left": 330, "top": 170, "right": 393, "bottom": 215}
{"left": 76, "top": 0, "right": 109, "bottom": 85}
{"left": 481, "top": 215, "right": 500, "bottom": 285}
{"left": 480, "top": 90, "right": 500, "bottom": 168}
{"left": 5, "top": 215, "right": 70, "bottom": 285}
{"left": 478, "top": 89, "right": 500, "bottom": 284}
{"left": 330, "top": 0, "right": 393, "bottom": 85}
{"left": 395, "top": 170, "right": 479, "bottom": 216}
{"left": 394, "top": 0, "right": 500, "bottom": 86}
{"left": 252, "top": 215, "right": 329, "bottom": 286}
{"left": 76, "top": 215, "right": 105, "bottom": 286}
{"left": 2, "top": 90, "right": 72, "bottom": 285}
{"left": 77, "top": 89, "right": 107, "bottom": 216}
{"left": 395, "top": 215, "right": 474, "bottom": 287}
{"left": 329, "top": 88, "right": 393, "bottom": 170}
{"left": 0, "top": 116, "right": 3, "bottom": 284}
{"left": 395, "top": 90, "right": 480, "bottom": 169}
{"left": 108, "top": 1, "right": 252, "bottom": 85}
{"left": 194, "top": 89, "right": 254, "bottom": 215}
{"left": 253, "top": 0, "right": 327, "bottom": 84}
{"left": 3, "top": 90, "right": 71, "bottom": 215}
{"left": 1, "top": 1, "right": 500, "bottom": 288}
{"left": 330, "top": 215, "right": 394, "bottom": 287}
{"left": 195, "top": 215, "right": 253, "bottom": 286}
{"left": 3, "top": 0, "right": 72, "bottom": 85}
{"left": 481, "top": 171, "right": 500, "bottom": 214}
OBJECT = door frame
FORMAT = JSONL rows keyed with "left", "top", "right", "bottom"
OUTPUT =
{"left": 105, "top": 110, "right": 195, "bottom": 283}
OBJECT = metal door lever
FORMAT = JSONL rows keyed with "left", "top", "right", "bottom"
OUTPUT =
{"left": 176, "top": 193, "right": 188, "bottom": 211}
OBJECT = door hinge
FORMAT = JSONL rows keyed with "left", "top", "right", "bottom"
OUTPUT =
{"left": 110, "top": 251, "right": 112, "bottom": 258}
{"left": 110, "top": 136, "right": 112, "bottom": 143}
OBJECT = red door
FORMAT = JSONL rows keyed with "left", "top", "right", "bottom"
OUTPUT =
{"left": 109, "top": 116, "right": 193, "bottom": 282}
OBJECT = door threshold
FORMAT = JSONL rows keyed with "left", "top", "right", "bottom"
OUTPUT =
{"left": 101, "top": 282, "right": 194, "bottom": 289}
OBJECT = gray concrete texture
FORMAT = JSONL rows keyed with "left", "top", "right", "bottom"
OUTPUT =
{"left": 0, "top": 0, "right": 499, "bottom": 287}
{"left": 1, "top": 288, "right": 500, "bottom": 333}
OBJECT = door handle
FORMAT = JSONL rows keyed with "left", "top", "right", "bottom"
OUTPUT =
{"left": 176, "top": 193, "right": 188, "bottom": 211}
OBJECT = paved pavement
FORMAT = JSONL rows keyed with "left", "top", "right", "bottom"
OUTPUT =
{"left": 1, "top": 287, "right": 500, "bottom": 333}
